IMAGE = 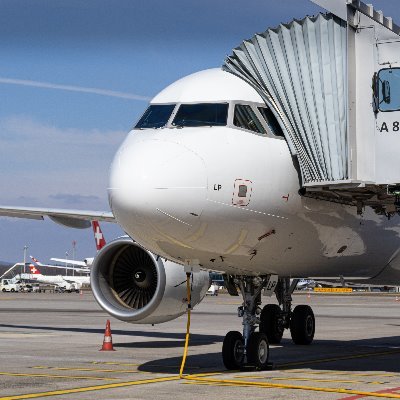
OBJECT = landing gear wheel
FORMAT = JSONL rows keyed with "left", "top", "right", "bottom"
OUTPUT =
{"left": 247, "top": 332, "right": 269, "bottom": 370}
{"left": 260, "top": 304, "right": 283, "bottom": 344}
{"left": 222, "top": 331, "right": 245, "bottom": 370}
{"left": 290, "top": 305, "right": 315, "bottom": 345}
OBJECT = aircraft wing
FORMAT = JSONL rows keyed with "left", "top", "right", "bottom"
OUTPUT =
{"left": 0, "top": 206, "right": 115, "bottom": 229}
{"left": 40, "top": 262, "right": 90, "bottom": 273}
{"left": 50, "top": 258, "right": 88, "bottom": 268}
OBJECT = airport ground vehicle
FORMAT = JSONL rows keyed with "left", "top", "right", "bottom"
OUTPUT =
{"left": 206, "top": 284, "right": 219, "bottom": 296}
{"left": 0, "top": 279, "right": 20, "bottom": 292}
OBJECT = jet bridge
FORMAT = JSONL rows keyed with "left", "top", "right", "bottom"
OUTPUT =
{"left": 223, "top": 0, "right": 400, "bottom": 216}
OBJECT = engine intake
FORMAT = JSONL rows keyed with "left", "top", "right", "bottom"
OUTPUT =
{"left": 91, "top": 237, "right": 210, "bottom": 324}
{"left": 112, "top": 244, "right": 158, "bottom": 309}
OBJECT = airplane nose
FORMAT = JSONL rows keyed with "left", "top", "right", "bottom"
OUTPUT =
{"left": 109, "top": 139, "right": 207, "bottom": 230}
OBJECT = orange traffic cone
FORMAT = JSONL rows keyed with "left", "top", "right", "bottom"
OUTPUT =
{"left": 396, "top": 296, "right": 399, "bottom": 302}
{"left": 307, "top": 290, "right": 311, "bottom": 300}
{"left": 100, "top": 320, "right": 115, "bottom": 351}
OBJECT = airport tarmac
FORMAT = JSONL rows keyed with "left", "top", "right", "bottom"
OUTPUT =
{"left": 0, "top": 291, "right": 400, "bottom": 399}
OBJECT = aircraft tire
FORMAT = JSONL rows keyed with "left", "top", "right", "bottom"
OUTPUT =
{"left": 247, "top": 332, "right": 269, "bottom": 370}
{"left": 290, "top": 305, "right": 315, "bottom": 345}
{"left": 260, "top": 304, "right": 284, "bottom": 344}
{"left": 222, "top": 331, "right": 245, "bottom": 370}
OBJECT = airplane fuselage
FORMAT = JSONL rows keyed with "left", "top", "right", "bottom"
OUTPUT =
{"left": 110, "top": 127, "right": 400, "bottom": 281}
{"left": 108, "top": 69, "right": 400, "bottom": 283}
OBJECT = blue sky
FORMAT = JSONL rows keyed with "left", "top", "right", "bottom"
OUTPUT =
{"left": 0, "top": 0, "right": 398, "bottom": 263}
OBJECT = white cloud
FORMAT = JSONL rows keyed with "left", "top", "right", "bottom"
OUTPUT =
{"left": 0, "top": 77, "right": 151, "bottom": 101}
{"left": 49, "top": 193, "right": 101, "bottom": 204}
{"left": 0, "top": 115, "right": 126, "bottom": 146}
{"left": 0, "top": 116, "right": 126, "bottom": 208}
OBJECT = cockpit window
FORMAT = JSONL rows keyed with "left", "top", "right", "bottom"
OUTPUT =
{"left": 172, "top": 103, "right": 228, "bottom": 127}
{"left": 258, "top": 107, "right": 285, "bottom": 137}
{"left": 233, "top": 104, "right": 266, "bottom": 134}
{"left": 135, "top": 104, "right": 176, "bottom": 129}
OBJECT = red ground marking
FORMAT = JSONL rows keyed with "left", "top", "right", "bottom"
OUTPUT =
{"left": 338, "top": 386, "right": 400, "bottom": 400}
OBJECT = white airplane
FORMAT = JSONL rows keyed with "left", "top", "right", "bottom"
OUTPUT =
{"left": 1, "top": 0, "right": 400, "bottom": 371}
{"left": 295, "top": 279, "right": 317, "bottom": 290}
{"left": 51, "top": 221, "right": 106, "bottom": 268}
{"left": 26, "top": 264, "right": 89, "bottom": 291}
{"left": 29, "top": 255, "right": 90, "bottom": 274}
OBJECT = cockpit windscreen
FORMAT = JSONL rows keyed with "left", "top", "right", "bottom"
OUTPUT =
{"left": 135, "top": 104, "right": 176, "bottom": 129}
{"left": 172, "top": 103, "right": 228, "bottom": 127}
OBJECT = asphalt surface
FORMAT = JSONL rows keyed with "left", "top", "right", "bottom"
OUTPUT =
{"left": 0, "top": 291, "right": 400, "bottom": 399}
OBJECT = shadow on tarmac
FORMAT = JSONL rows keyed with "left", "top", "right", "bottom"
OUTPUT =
{"left": 0, "top": 323, "right": 222, "bottom": 347}
{"left": 138, "top": 335, "right": 400, "bottom": 374}
{"left": 1, "top": 323, "right": 399, "bottom": 374}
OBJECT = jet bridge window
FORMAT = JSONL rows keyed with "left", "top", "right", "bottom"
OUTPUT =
{"left": 258, "top": 107, "right": 285, "bottom": 137}
{"left": 135, "top": 104, "right": 176, "bottom": 129}
{"left": 172, "top": 103, "right": 228, "bottom": 127}
{"left": 378, "top": 68, "right": 400, "bottom": 112}
{"left": 233, "top": 104, "right": 266, "bottom": 134}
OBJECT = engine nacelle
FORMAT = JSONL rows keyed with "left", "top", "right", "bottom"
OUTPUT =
{"left": 91, "top": 237, "right": 210, "bottom": 324}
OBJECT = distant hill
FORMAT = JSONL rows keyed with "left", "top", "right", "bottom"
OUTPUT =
{"left": 0, "top": 261, "right": 14, "bottom": 277}
{"left": 0, "top": 260, "right": 13, "bottom": 268}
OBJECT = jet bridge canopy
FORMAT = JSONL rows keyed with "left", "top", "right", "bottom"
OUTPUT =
{"left": 223, "top": 0, "right": 400, "bottom": 216}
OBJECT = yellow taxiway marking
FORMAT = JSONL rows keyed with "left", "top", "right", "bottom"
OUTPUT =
{"left": 288, "top": 370, "right": 397, "bottom": 378}
{"left": 183, "top": 375, "right": 400, "bottom": 398}
{"left": 90, "top": 361, "right": 140, "bottom": 366}
{"left": 32, "top": 366, "right": 142, "bottom": 374}
{"left": 232, "top": 375, "right": 385, "bottom": 385}
{"left": 0, "top": 375, "right": 179, "bottom": 400}
{"left": 278, "top": 349, "right": 400, "bottom": 369}
{"left": 182, "top": 381, "right": 255, "bottom": 387}
{"left": 0, "top": 372, "right": 117, "bottom": 381}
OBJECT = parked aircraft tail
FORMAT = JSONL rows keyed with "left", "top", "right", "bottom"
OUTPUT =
{"left": 29, "top": 264, "right": 41, "bottom": 275}
{"left": 92, "top": 221, "right": 106, "bottom": 251}
{"left": 29, "top": 255, "right": 43, "bottom": 266}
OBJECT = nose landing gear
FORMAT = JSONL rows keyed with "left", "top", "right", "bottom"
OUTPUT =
{"left": 222, "top": 276, "right": 270, "bottom": 370}
{"left": 221, "top": 331, "right": 245, "bottom": 369}
{"left": 222, "top": 275, "right": 315, "bottom": 370}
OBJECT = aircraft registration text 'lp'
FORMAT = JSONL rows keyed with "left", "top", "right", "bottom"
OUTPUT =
{"left": 1, "top": 0, "right": 400, "bottom": 370}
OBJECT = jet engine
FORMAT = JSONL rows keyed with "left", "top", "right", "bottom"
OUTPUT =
{"left": 91, "top": 237, "right": 210, "bottom": 324}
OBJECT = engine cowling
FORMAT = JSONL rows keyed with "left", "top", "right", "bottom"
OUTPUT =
{"left": 91, "top": 237, "right": 210, "bottom": 324}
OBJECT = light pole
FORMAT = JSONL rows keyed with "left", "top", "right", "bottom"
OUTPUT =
{"left": 65, "top": 251, "right": 68, "bottom": 276}
{"left": 72, "top": 241, "right": 76, "bottom": 277}
{"left": 23, "top": 245, "right": 28, "bottom": 275}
